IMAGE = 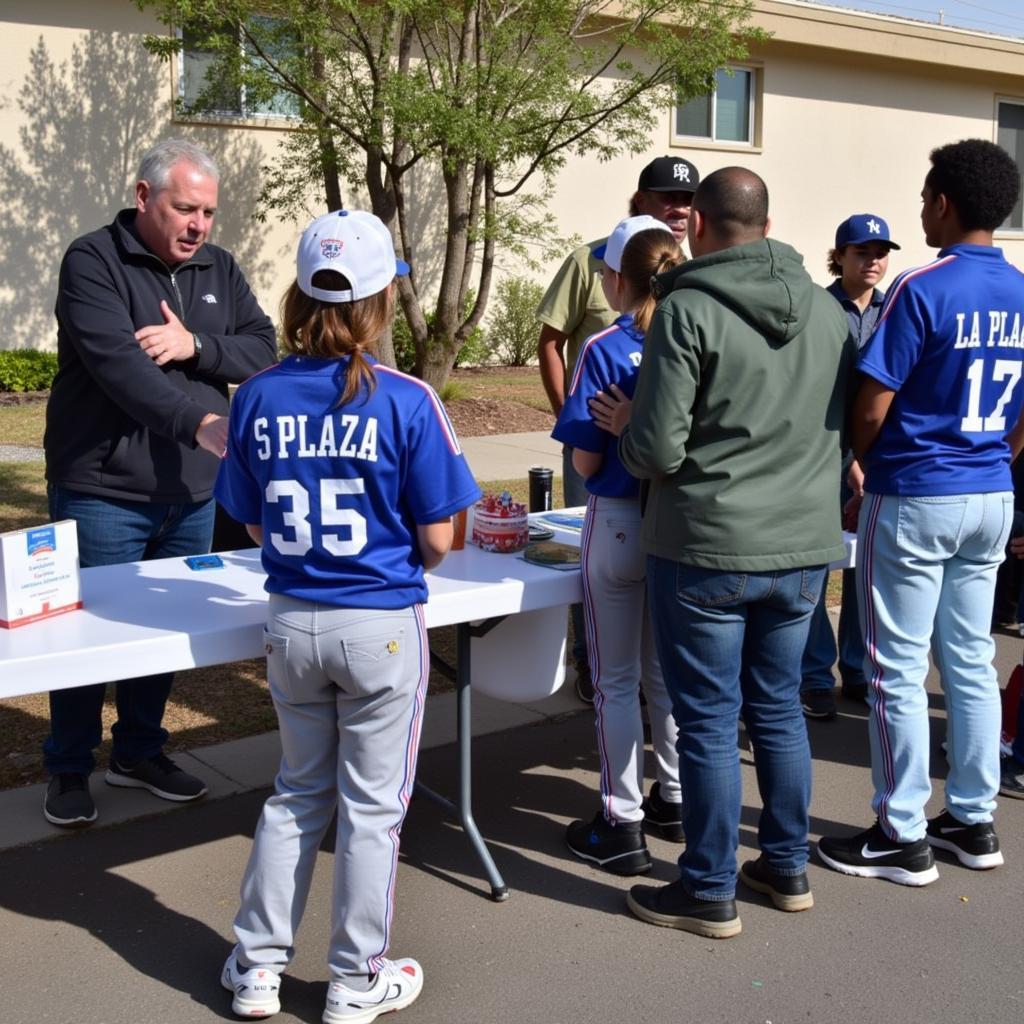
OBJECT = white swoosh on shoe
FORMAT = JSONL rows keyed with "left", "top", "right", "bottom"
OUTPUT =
{"left": 860, "top": 843, "right": 899, "bottom": 859}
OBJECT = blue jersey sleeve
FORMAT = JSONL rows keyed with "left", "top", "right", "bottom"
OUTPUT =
{"left": 858, "top": 272, "right": 928, "bottom": 390}
{"left": 552, "top": 335, "right": 615, "bottom": 453}
{"left": 403, "top": 385, "right": 481, "bottom": 522}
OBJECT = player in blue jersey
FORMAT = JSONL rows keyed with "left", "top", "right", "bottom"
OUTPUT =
{"left": 214, "top": 209, "right": 480, "bottom": 1021}
{"left": 552, "top": 216, "right": 684, "bottom": 874}
{"left": 819, "top": 139, "right": 1024, "bottom": 885}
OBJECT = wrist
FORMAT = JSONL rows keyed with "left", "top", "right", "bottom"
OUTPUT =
{"left": 192, "top": 333, "right": 203, "bottom": 359}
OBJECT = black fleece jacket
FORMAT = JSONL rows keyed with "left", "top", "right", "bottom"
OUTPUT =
{"left": 44, "top": 210, "right": 277, "bottom": 503}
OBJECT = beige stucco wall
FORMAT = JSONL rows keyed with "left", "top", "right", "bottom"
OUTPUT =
{"left": 0, "top": 0, "right": 307, "bottom": 351}
{"left": 3, "top": 0, "right": 1024, "bottom": 350}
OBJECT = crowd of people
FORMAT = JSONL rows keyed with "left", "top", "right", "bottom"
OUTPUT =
{"left": 38, "top": 135, "right": 1024, "bottom": 1021}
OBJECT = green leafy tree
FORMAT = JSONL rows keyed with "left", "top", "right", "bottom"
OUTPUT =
{"left": 137, "top": 0, "right": 758, "bottom": 389}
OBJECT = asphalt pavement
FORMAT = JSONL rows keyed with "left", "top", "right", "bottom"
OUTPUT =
{"left": 2, "top": 626, "right": 1022, "bottom": 1024}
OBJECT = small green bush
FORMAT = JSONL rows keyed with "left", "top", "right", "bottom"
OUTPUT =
{"left": 0, "top": 349, "right": 58, "bottom": 392}
{"left": 488, "top": 278, "right": 545, "bottom": 367}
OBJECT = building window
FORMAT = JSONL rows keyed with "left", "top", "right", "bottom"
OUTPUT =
{"left": 997, "top": 99, "right": 1024, "bottom": 231}
{"left": 179, "top": 18, "right": 300, "bottom": 121}
{"left": 674, "top": 67, "right": 756, "bottom": 146}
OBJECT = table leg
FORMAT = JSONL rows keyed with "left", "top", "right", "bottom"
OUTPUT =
{"left": 415, "top": 620, "right": 510, "bottom": 901}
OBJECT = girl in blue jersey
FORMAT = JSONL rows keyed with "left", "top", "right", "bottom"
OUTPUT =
{"left": 553, "top": 216, "right": 684, "bottom": 874}
{"left": 214, "top": 210, "right": 480, "bottom": 1022}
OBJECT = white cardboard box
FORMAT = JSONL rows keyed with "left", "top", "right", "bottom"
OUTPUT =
{"left": 0, "top": 519, "right": 82, "bottom": 628}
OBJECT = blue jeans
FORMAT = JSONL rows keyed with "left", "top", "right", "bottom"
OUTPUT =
{"left": 562, "top": 445, "right": 589, "bottom": 667}
{"left": 858, "top": 491, "right": 1010, "bottom": 840}
{"left": 648, "top": 556, "right": 822, "bottom": 900}
{"left": 43, "top": 486, "right": 216, "bottom": 775}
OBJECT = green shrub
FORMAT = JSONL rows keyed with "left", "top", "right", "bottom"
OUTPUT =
{"left": 0, "top": 350, "right": 58, "bottom": 392}
{"left": 488, "top": 278, "right": 545, "bottom": 367}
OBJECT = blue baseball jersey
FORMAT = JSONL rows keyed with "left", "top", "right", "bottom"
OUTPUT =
{"left": 858, "top": 244, "right": 1024, "bottom": 496}
{"left": 215, "top": 354, "right": 481, "bottom": 608}
{"left": 552, "top": 315, "right": 645, "bottom": 498}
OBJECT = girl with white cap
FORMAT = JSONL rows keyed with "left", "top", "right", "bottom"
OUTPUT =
{"left": 215, "top": 209, "right": 480, "bottom": 1022}
{"left": 553, "top": 215, "right": 684, "bottom": 874}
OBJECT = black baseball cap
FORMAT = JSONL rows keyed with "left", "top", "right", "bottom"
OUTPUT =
{"left": 637, "top": 156, "right": 700, "bottom": 193}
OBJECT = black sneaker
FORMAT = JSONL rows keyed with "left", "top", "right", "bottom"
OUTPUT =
{"left": 566, "top": 811, "right": 652, "bottom": 875}
{"left": 642, "top": 782, "right": 685, "bottom": 843}
{"left": 817, "top": 821, "right": 938, "bottom": 886}
{"left": 105, "top": 753, "right": 207, "bottom": 802}
{"left": 43, "top": 772, "right": 97, "bottom": 828}
{"left": 926, "top": 810, "right": 1004, "bottom": 870}
{"left": 627, "top": 879, "right": 741, "bottom": 939}
{"left": 1000, "top": 756, "right": 1024, "bottom": 800}
{"left": 739, "top": 855, "right": 814, "bottom": 912}
{"left": 574, "top": 661, "right": 594, "bottom": 703}
{"left": 840, "top": 678, "right": 869, "bottom": 703}
{"left": 800, "top": 688, "right": 837, "bottom": 720}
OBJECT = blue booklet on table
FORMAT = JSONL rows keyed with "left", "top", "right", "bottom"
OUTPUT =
{"left": 533, "top": 511, "right": 585, "bottom": 533}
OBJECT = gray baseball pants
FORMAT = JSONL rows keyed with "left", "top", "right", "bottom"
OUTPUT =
{"left": 232, "top": 595, "right": 428, "bottom": 981}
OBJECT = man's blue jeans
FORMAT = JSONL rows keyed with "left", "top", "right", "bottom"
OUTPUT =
{"left": 43, "top": 486, "right": 216, "bottom": 775}
{"left": 648, "top": 556, "right": 823, "bottom": 900}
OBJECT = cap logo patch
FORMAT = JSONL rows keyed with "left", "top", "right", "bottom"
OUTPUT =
{"left": 866, "top": 219, "right": 880, "bottom": 234}
{"left": 320, "top": 238, "right": 344, "bottom": 259}
{"left": 673, "top": 163, "right": 691, "bottom": 183}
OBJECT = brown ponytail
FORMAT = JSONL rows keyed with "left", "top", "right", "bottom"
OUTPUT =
{"left": 280, "top": 269, "right": 394, "bottom": 406}
{"left": 618, "top": 229, "right": 684, "bottom": 333}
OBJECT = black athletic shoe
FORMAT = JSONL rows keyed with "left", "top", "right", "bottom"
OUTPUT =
{"left": 43, "top": 772, "right": 97, "bottom": 828}
{"left": 641, "top": 782, "right": 685, "bottom": 843}
{"left": 800, "top": 688, "right": 837, "bottom": 720}
{"left": 573, "top": 661, "right": 594, "bottom": 704}
{"left": 566, "top": 811, "right": 652, "bottom": 875}
{"left": 840, "top": 678, "right": 869, "bottom": 703}
{"left": 926, "top": 810, "right": 1004, "bottom": 870}
{"left": 739, "top": 855, "right": 814, "bottom": 912}
{"left": 1000, "top": 756, "right": 1024, "bottom": 800}
{"left": 817, "top": 821, "right": 938, "bottom": 886}
{"left": 106, "top": 753, "right": 207, "bottom": 802}
{"left": 627, "top": 879, "right": 741, "bottom": 939}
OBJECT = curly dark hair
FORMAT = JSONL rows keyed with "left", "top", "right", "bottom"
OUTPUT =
{"left": 925, "top": 139, "right": 1021, "bottom": 232}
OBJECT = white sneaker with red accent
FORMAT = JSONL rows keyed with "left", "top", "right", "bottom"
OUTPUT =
{"left": 323, "top": 958, "right": 423, "bottom": 1024}
{"left": 221, "top": 950, "right": 282, "bottom": 1018}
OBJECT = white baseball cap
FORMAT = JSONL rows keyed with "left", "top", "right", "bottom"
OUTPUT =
{"left": 593, "top": 215, "right": 674, "bottom": 273}
{"left": 296, "top": 209, "right": 410, "bottom": 302}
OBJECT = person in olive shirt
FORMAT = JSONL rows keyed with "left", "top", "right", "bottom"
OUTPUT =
{"left": 536, "top": 154, "right": 700, "bottom": 700}
{"left": 595, "top": 167, "right": 854, "bottom": 938}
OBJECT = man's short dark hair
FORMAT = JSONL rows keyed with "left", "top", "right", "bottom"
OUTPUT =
{"left": 692, "top": 167, "right": 768, "bottom": 242}
{"left": 925, "top": 139, "right": 1021, "bottom": 232}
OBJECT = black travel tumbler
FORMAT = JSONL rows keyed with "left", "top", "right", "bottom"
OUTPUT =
{"left": 529, "top": 466, "right": 554, "bottom": 513}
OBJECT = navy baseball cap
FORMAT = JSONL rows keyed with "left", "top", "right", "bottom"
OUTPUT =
{"left": 637, "top": 155, "right": 700, "bottom": 193}
{"left": 835, "top": 214, "right": 901, "bottom": 250}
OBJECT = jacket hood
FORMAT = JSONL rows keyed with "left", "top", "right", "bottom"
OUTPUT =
{"left": 658, "top": 238, "right": 813, "bottom": 343}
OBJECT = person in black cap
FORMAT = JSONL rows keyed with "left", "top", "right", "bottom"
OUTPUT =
{"left": 535, "top": 154, "right": 700, "bottom": 705}
{"left": 800, "top": 213, "right": 900, "bottom": 721}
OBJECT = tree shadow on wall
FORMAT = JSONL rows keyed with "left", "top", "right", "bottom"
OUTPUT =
{"left": 0, "top": 32, "right": 274, "bottom": 351}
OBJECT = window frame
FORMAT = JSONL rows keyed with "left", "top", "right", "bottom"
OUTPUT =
{"left": 995, "top": 95, "right": 1024, "bottom": 236}
{"left": 670, "top": 63, "right": 763, "bottom": 153}
{"left": 174, "top": 22, "right": 302, "bottom": 128}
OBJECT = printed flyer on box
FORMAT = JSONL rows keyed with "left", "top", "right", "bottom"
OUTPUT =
{"left": 0, "top": 519, "right": 82, "bottom": 628}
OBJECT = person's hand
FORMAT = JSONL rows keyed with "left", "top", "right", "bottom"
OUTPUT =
{"left": 1011, "top": 535, "right": 1024, "bottom": 559}
{"left": 588, "top": 383, "right": 632, "bottom": 437}
{"left": 195, "top": 413, "right": 228, "bottom": 456}
{"left": 135, "top": 300, "right": 196, "bottom": 365}
{"left": 842, "top": 493, "right": 862, "bottom": 532}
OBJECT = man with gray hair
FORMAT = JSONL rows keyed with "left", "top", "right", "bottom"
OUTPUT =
{"left": 42, "top": 138, "right": 277, "bottom": 828}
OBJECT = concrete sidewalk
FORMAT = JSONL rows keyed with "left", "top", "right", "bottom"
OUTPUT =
{"left": 460, "top": 430, "right": 560, "bottom": 481}
{"left": 2, "top": 631, "right": 1022, "bottom": 1024}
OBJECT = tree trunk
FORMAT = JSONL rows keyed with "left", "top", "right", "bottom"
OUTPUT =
{"left": 418, "top": 338, "right": 459, "bottom": 392}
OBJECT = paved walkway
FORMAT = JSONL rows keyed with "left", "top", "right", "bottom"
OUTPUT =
{"left": 2, "top": 633, "right": 1022, "bottom": 1024}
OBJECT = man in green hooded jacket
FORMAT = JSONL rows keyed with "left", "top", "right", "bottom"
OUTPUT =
{"left": 604, "top": 167, "right": 855, "bottom": 938}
